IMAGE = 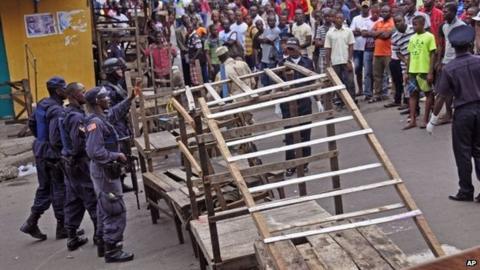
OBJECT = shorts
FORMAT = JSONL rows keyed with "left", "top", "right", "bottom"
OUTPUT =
{"left": 406, "top": 73, "right": 431, "bottom": 95}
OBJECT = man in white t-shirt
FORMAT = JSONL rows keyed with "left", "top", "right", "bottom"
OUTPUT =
{"left": 350, "top": 1, "right": 372, "bottom": 94}
{"left": 291, "top": 9, "right": 312, "bottom": 56}
{"left": 230, "top": 10, "right": 248, "bottom": 48}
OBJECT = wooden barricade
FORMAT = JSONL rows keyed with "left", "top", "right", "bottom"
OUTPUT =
{"left": 192, "top": 64, "right": 445, "bottom": 269}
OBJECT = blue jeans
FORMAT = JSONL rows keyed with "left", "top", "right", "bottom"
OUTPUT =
{"left": 353, "top": 50, "right": 364, "bottom": 78}
{"left": 363, "top": 50, "right": 374, "bottom": 97}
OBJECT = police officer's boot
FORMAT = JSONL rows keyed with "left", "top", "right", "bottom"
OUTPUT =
{"left": 94, "top": 236, "right": 105, "bottom": 257}
{"left": 104, "top": 242, "right": 134, "bottom": 263}
{"left": 67, "top": 229, "right": 88, "bottom": 251}
{"left": 56, "top": 222, "right": 68, "bottom": 239}
{"left": 20, "top": 213, "right": 47, "bottom": 240}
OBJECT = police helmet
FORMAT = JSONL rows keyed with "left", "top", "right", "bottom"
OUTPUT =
{"left": 102, "top": 58, "right": 126, "bottom": 74}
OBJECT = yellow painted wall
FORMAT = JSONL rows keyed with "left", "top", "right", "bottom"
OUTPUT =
{"left": 0, "top": 0, "right": 95, "bottom": 107}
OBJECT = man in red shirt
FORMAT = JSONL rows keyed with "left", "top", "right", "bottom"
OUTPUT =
{"left": 421, "top": 0, "right": 444, "bottom": 45}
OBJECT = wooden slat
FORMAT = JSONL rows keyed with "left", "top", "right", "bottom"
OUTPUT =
{"left": 250, "top": 179, "right": 402, "bottom": 213}
{"left": 173, "top": 66, "right": 287, "bottom": 95}
{"left": 185, "top": 85, "right": 196, "bottom": 111}
{"left": 171, "top": 98, "right": 195, "bottom": 128}
{"left": 206, "top": 73, "right": 327, "bottom": 106}
{"left": 198, "top": 110, "right": 334, "bottom": 143}
{"left": 296, "top": 244, "right": 327, "bottom": 270}
{"left": 264, "top": 210, "right": 422, "bottom": 243}
{"left": 207, "top": 84, "right": 344, "bottom": 118}
{"left": 264, "top": 68, "right": 285, "bottom": 86}
{"left": 229, "top": 129, "right": 373, "bottom": 162}
{"left": 204, "top": 83, "right": 225, "bottom": 105}
{"left": 207, "top": 150, "right": 337, "bottom": 184}
{"left": 357, "top": 226, "right": 411, "bottom": 269}
{"left": 270, "top": 203, "right": 405, "bottom": 233}
{"left": 229, "top": 74, "right": 259, "bottom": 98}
{"left": 226, "top": 116, "right": 354, "bottom": 147}
{"left": 285, "top": 61, "right": 319, "bottom": 77}
{"left": 308, "top": 234, "right": 359, "bottom": 270}
{"left": 327, "top": 67, "right": 445, "bottom": 257}
{"left": 178, "top": 141, "right": 202, "bottom": 176}
{"left": 249, "top": 163, "right": 382, "bottom": 193}
{"left": 332, "top": 229, "right": 394, "bottom": 269}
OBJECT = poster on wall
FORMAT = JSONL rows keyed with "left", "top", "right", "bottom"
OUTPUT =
{"left": 24, "top": 13, "right": 57, "bottom": 38}
{"left": 57, "top": 11, "right": 71, "bottom": 33}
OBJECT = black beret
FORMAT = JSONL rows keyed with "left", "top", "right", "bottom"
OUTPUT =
{"left": 448, "top": 25, "right": 475, "bottom": 48}
{"left": 46, "top": 76, "right": 66, "bottom": 91}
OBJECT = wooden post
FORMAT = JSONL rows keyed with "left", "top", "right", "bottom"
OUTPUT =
{"left": 177, "top": 99, "right": 199, "bottom": 219}
{"left": 194, "top": 114, "right": 222, "bottom": 264}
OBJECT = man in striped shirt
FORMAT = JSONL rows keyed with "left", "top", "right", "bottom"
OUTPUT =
{"left": 386, "top": 14, "right": 415, "bottom": 107}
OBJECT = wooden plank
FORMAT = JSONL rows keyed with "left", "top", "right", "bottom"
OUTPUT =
{"left": 204, "top": 83, "right": 225, "bottom": 105}
{"left": 185, "top": 85, "right": 196, "bottom": 111}
{"left": 264, "top": 68, "right": 284, "bottom": 85}
{"left": 254, "top": 240, "right": 276, "bottom": 270}
{"left": 226, "top": 116, "right": 354, "bottom": 147}
{"left": 178, "top": 141, "right": 202, "bottom": 176}
{"left": 207, "top": 84, "right": 344, "bottom": 118}
{"left": 285, "top": 61, "right": 318, "bottom": 77}
{"left": 229, "top": 74, "right": 259, "bottom": 98}
{"left": 332, "top": 229, "right": 394, "bottom": 270}
{"left": 249, "top": 163, "right": 382, "bottom": 193}
{"left": 263, "top": 210, "right": 422, "bottom": 243}
{"left": 206, "top": 150, "right": 337, "bottom": 184}
{"left": 173, "top": 66, "right": 287, "bottom": 95}
{"left": 327, "top": 67, "right": 445, "bottom": 257}
{"left": 229, "top": 129, "right": 373, "bottom": 162}
{"left": 308, "top": 234, "right": 359, "bottom": 270}
{"left": 171, "top": 98, "right": 195, "bottom": 128}
{"left": 270, "top": 203, "right": 405, "bottom": 233}
{"left": 251, "top": 179, "right": 402, "bottom": 213}
{"left": 197, "top": 110, "right": 334, "bottom": 143}
{"left": 206, "top": 73, "right": 327, "bottom": 106}
{"left": 357, "top": 226, "right": 411, "bottom": 269}
{"left": 296, "top": 244, "right": 327, "bottom": 270}
{"left": 208, "top": 82, "right": 324, "bottom": 114}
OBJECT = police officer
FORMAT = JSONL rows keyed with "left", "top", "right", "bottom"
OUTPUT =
{"left": 427, "top": 25, "right": 480, "bottom": 202}
{"left": 101, "top": 57, "right": 134, "bottom": 193}
{"left": 21, "top": 76, "right": 68, "bottom": 240}
{"left": 59, "top": 82, "right": 99, "bottom": 251}
{"left": 84, "top": 86, "right": 139, "bottom": 263}
{"left": 279, "top": 38, "right": 314, "bottom": 177}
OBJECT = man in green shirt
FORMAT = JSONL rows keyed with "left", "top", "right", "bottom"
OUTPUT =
{"left": 404, "top": 15, "right": 436, "bottom": 130}
{"left": 205, "top": 24, "right": 221, "bottom": 82}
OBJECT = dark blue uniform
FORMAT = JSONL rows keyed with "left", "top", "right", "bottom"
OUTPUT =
{"left": 85, "top": 100, "right": 131, "bottom": 245}
{"left": 60, "top": 104, "right": 97, "bottom": 233}
{"left": 102, "top": 82, "right": 130, "bottom": 140}
{"left": 28, "top": 96, "right": 66, "bottom": 223}
{"left": 279, "top": 56, "right": 314, "bottom": 161}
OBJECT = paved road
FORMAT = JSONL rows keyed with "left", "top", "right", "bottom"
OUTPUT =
{"left": 1, "top": 100, "right": 478, "bottom": 269}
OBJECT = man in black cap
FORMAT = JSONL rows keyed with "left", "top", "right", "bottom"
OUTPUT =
{"left": 84, "top": 85, "right": 139, "bottom": 263}
{"left": 20, "top": 76, "right": 69, "bottom": 240}
{"left": 279, "top": 37, "right": 314, "bottom": 177}
{"left": 427, "top": 25, "right": 480, "bottom": 202}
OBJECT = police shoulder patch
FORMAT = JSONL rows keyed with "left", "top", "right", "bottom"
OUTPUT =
{"left": 87, "top": 123, "right": 97, "bottom": 132}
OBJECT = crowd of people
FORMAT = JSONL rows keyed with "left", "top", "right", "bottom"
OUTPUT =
{"left": 130, "top": 0, "right": 480, "bottom": 130}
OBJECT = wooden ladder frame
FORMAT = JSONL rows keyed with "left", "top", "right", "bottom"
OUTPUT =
{"left": 194, "top": 65, "right": 444, "bottom": 269}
